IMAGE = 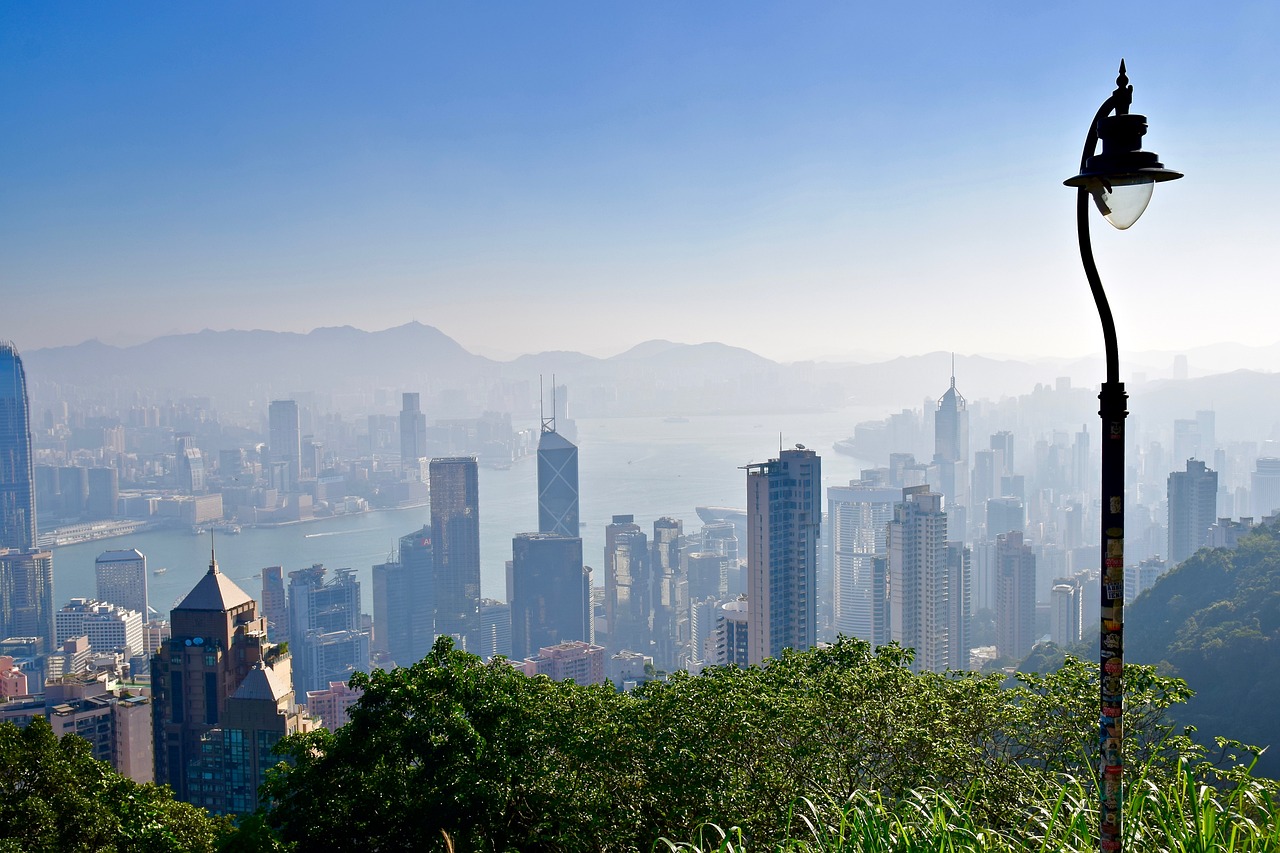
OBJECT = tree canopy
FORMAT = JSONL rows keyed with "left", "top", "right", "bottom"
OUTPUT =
{"left": 261, "top": 636, "right": 1207, "bottom": 852}
{"left": 0, "top": 716, "right": 229, "bottom": 853}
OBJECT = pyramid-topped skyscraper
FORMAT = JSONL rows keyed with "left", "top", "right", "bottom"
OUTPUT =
{"left": 151, "top": 543, "right": 313, "bottom": 813}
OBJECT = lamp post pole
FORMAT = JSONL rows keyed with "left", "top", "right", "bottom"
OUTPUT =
{"left": 1065, "top": 62, "right": 1182, "bottom": 852}
{"left": 1077, "top": 70, "right": 1130, "bottom": 853}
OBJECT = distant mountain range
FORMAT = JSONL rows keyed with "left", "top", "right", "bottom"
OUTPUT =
{"left": 20, "top": 323, "right": 1280, "bottom": 427}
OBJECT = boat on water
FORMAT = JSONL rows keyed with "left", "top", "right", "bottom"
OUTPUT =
{"left": 153, "top": 567, "right": 168, "bottom": 576}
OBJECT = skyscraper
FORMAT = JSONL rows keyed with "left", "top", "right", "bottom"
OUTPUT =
{"left": 700, "top": 520, "right": 742, "bottom": 595}
{"left": 260, "top": 566, "right": 288, "bottom": 643}
{"left": 650, "top": 517, "right": 688, "bottom": 669}
{"left": 933, "top": 371, "right": 970, "bottom": 521}
{"left": 478, "top": 598, "right": 512, "bottom": 661}
{"left": 95, "top": 548, "right": 148, "bottom": 618}
{"left": 995, "top": 531, "right": 1036, "bottom": 662}
{"left": 946, "top": 541, "right": 972, "bottom": 670}
{"left": 537, "top": 426, "right": 580, "bottom": 538}
{"left": 990, "top": 431, "right": 1015, "bottom": 475}
{"left": 0, "top": 343, "right": 35, "bottom": 552}
{"left": 1252, "top": 457, "right": 1280, "bottom": 520}
{"left": 604, "top": 514, "right": 650, "bottom": 654}
{"left": 0, "top": 548, "right": 54, "bottom": 651}
{"left": 287, "top": 565, "right": 369, "bottom": 695}
{"left": 1172, "top": 420, "right": 1202, "bottom": 472}
{"left": 1051, "top": 577, "right": 1082, "bottom": 646}
{"left": 399, "top": 393, "right": 427, "bottom": 480}
{"left": 86, "top": 467, "right": 118, "bottom": 520}
{"left": 887, "top": 485, "right": 952, "bottom": 673}
{"left": 745, "top": 447, "right": 821, "bottom": 665}
{"left": 1168, "top": 459, "right": 1218, "bottom": 565}
{"left": 151, "top": 549, "right": 311, "bottom": 812}
{"left": 986, "top": 496, "right": 1025, "bottom": 539}
{"left": 371, "top": 524, "right": 435, "bottom": 667}
{"left": 179, "top": 447, "right": 206, "bottom": 494}
{"left": 708, "top": 598, "right": 750, "bottom": 667}
{"left": 430, "top": 457, "right": 481, "bottom": 652}
{"left": 827, "top": 478, "right": 899, "bottom": 646}
{"left": 507, "top": 532, "right": 590, "bottom": 661}
{"left": 268, "top": 400, "right": 301, "bottom": 492}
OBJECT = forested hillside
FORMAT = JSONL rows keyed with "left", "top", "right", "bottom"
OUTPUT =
{"left": 1125, "top": 522, "right": 1280, "bottom": 774}
{"left": 1026, "top": 521, "right": 1280, "bottom": 778}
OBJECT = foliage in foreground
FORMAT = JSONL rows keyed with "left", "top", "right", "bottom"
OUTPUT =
{"left": 0, "top": 715, "right": 230, "bottom": 853}
{"left": 260, "top": 636, "right": 1275, "bottom": 852}
{"left": 661, "top": 749, "right": 1280, "bottom": 851}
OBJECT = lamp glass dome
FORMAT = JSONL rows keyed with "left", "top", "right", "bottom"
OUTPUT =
{"left": 1092, "top": 179, "right": 1154, "bottom": 230}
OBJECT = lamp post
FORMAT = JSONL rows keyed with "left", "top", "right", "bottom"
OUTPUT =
{"left": 1064, "top": 61, "right": 1181, "bottom": 852}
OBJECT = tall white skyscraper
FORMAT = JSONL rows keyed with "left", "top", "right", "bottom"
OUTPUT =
{"left": 932, "top": 371, "right": 970, "bottom": 525}
{"left": 887, "top": 485, "right": 953, "bottom": 673}
{"left": 827, "top": 478, "right": 898, "bottom": 645}
{"left": 745, "top": 447, "right": 821, "bottom": 665}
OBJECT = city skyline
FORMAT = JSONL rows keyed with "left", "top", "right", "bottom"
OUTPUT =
{"left": 3, "top": 4, "right": 1278, "bottom": 362}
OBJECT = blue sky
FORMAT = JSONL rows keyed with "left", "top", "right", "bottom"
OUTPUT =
{"left": 2, "top": 3, "right": 1277, "bottom": 363}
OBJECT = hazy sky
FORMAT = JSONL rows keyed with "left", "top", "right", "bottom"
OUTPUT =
{"left": 2, "top": 3, "right": 1277, "bottom": 363}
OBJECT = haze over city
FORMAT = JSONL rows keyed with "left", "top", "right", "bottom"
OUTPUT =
{"left": 3, "top": 2, "right": 1278, "bottom": 362}
{"left": 4, "top": 4, "right": 1280, "bottom": 849}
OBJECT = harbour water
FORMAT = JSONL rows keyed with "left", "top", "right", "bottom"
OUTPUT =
{"left": 52, "top": 409, "right": 879, "bottom": 614}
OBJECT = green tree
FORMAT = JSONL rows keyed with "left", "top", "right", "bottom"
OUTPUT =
{"left": 263, "top": 637, "right": 621, "bottom": 851}
{"left": 262, "top": 636, "right": 1214, "bottom": 851}
{"left": 0, "top": 716, "right": 229, "bottom": 853}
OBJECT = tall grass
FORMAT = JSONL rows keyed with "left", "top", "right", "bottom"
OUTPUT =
{"left": 657, "top": 757, "right": 1280, "bottom": 852}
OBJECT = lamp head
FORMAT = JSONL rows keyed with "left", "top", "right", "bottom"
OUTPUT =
{"left": 1065, "top": 65, "right": 1182, "bottom": 229}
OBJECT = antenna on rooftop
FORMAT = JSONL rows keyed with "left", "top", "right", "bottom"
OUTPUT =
{"left": 540, "top": 374, "right": 555, "bottom": 433}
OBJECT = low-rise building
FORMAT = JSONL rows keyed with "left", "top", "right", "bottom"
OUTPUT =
{"left": 305, "top": 680, "right": 363, "bottom": 731}
{"left": 0, "top": 670, "right": 153, "bottom": 783}
{"left": 521, "top": 641, "right": 606, "bottom": 686}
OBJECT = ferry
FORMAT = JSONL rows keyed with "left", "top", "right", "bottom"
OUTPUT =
{"left": 153, "top": 567, "right": 168, "bottom": 576}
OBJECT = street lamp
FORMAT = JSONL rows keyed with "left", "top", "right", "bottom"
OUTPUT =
{"left": 1064, "top": 61, "right": 1181, "bottom": 852}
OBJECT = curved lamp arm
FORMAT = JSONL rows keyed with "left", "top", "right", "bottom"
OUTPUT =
{"left": 1077, "top": 86, "right": 1130, "bottom": 385}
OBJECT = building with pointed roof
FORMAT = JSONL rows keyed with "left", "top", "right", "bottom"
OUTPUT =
{"left": 537, "top": 428, "right": 580, "bottom": 538}
{"left": 151, "top": 544, "right": 312, "bottom": 813}
{"left": 932, "top": 365, "right": 969, "bottom": 536}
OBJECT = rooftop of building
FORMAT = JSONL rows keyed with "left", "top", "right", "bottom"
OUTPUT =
{"left": 232, "top": 662, "right": 292, "bottom": 703}
{"left": 175, "top": 553, "right": 253, "bottom": 612}
{"left": 96, "top": 548, "right": 145, "bottom": 561}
